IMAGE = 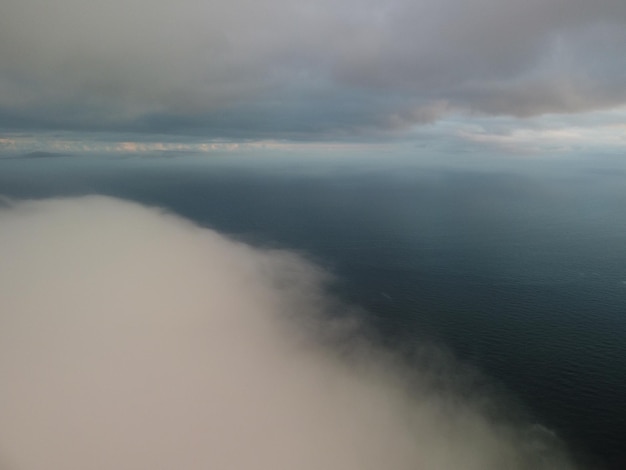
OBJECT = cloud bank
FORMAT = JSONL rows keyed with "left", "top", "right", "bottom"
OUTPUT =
{"left": 0, "top": 196, "right": 584, "bottom": 470}
{"left": 1, "top": 0, "right": 625, "bottom": 138}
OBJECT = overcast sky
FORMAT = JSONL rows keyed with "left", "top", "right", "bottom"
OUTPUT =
{"left": 1, "top": 0, "right": 625, "bottom": 154}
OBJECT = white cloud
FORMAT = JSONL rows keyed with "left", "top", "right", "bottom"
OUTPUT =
{"left": 0, "top": 196, "right": 581, "bottom": 470}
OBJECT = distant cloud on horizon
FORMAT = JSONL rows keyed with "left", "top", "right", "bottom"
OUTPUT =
{"left": 1, "top": 0, "right": 625, "bottom": 144}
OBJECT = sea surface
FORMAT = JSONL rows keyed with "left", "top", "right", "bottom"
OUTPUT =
{"left": 2, "top": 152, "right": 625, "bottom": 469}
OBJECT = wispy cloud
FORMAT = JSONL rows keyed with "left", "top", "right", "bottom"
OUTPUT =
{"left": 450, "top": 108, "right": 626, "bottom": 154}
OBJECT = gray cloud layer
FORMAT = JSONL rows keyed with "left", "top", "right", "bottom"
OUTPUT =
{"left": 1, "top": 0, "right": 625, "bottom": 138}
{"left": 0, "top": 196, "right": 585, "bottom": 469}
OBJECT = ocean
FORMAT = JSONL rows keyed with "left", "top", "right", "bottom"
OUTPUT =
{"left": 2, "top": 152, "right": 625, "bottom": 468}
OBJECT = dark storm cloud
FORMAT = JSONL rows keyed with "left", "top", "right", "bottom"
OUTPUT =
{"left": 0, "top": 0, "right": 625, "bottom": 138}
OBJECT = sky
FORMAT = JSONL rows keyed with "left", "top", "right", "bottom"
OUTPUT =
{"left": 1, "top": 0, "right": 625, "bottom": 155}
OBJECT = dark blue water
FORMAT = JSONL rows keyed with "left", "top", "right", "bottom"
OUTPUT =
{"left": 2, "top": 153, "right": 625, "bottom": 469}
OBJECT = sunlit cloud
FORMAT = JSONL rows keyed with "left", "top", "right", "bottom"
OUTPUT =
{"left": 0, "top": 133, "right": 397, "bottom": 157}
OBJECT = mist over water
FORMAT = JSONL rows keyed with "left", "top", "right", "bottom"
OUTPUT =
{"left": 0, "top": 196, "right": 585, "bottom": 470}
